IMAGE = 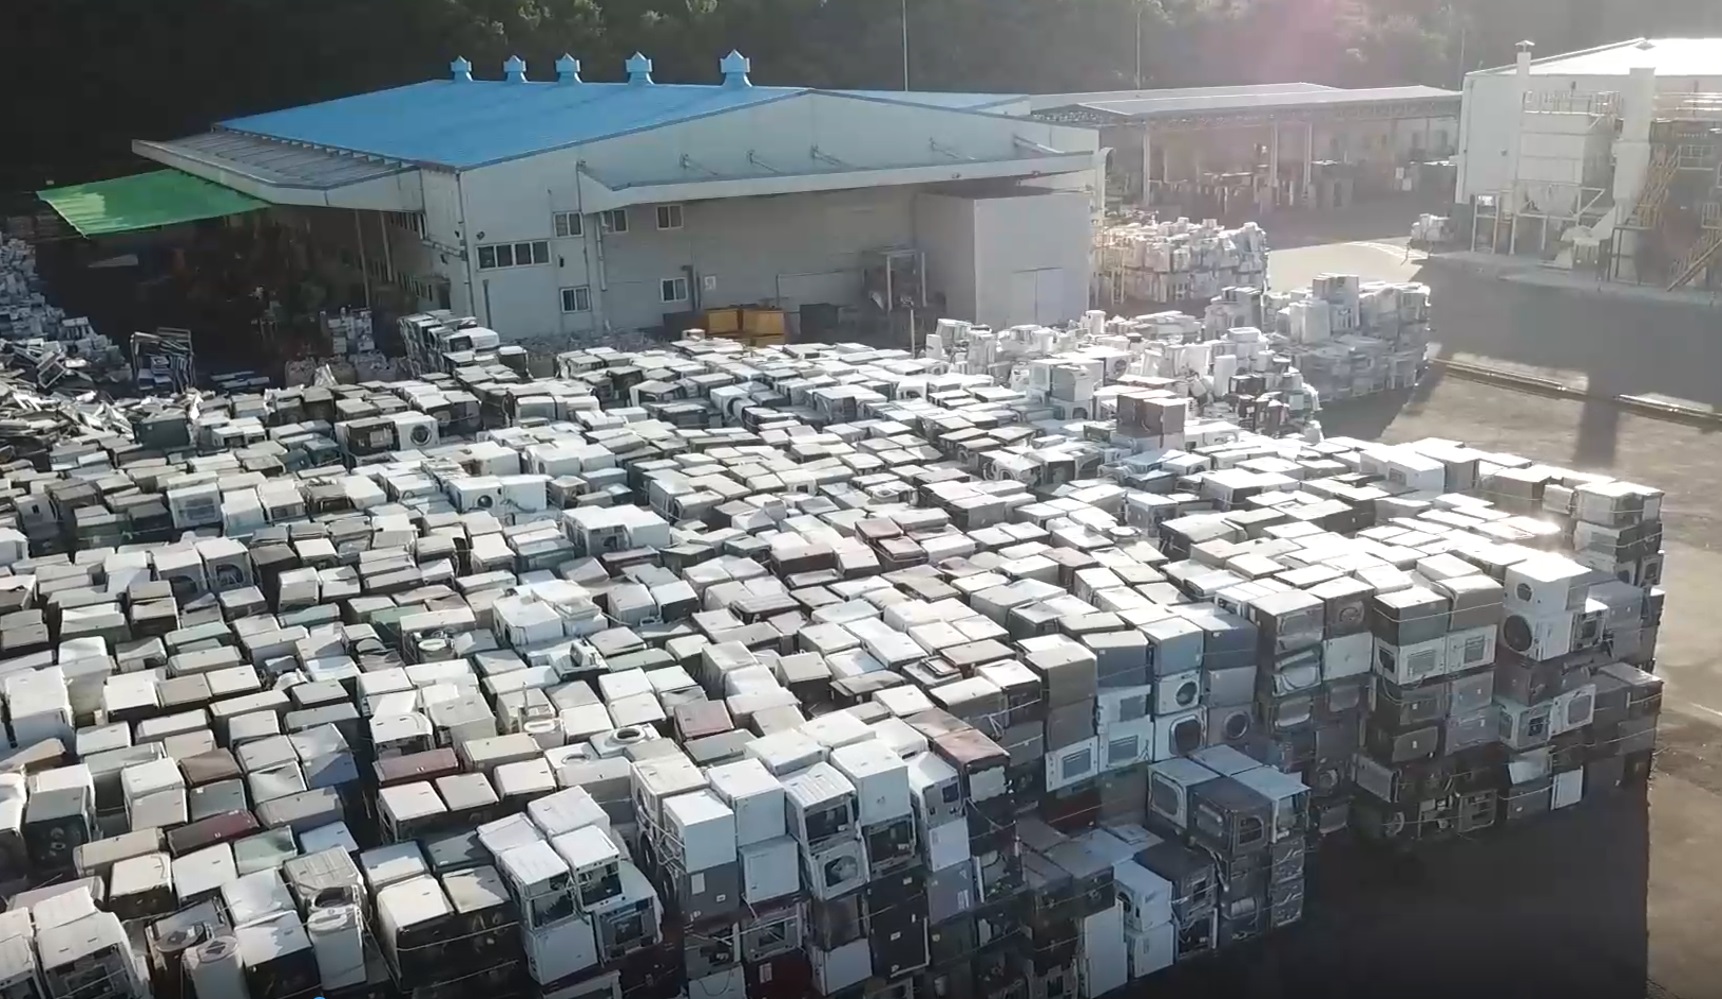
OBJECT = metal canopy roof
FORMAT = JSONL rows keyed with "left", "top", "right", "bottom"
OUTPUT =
{"left": 1025, "top": 82, "right": 1336, "bottom": 112}
{"left": 574, "top": 147, "right": 1095, "bottom": 212}
{"left": 1034, "top": 85, "right": 1460, "bottom": 127}
{"left": 37, "top": 170, "right": 266, "bottom": 237}
{"left": 135, "top": 131, "right": 410, "bottom": 190}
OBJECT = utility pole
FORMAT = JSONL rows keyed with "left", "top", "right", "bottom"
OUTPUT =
{"left": 1135, "top": 4, "right": 1143, "bottom": 89}
{"left": 1453, "top": 2, "right": 1467, "bottom": 88}
{"left": 902, "top": 0, "right": 910, "bottom": 91}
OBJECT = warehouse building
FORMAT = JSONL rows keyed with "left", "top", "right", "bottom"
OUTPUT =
{"left": 1030, "top": 84, "right": 1461, "bottom": 215}
{"left": 117, "top": 53, "right": 1102, "bottom": 346}
{"left": 1455, "top": 37, "right": 1722, "bottom": 289}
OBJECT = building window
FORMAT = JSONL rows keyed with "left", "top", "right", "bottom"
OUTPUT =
{"left": 1676, "top": 143, "right": 1718, "bottom": 170}
{"left": 561, "top": 286, "right": 592, "bottom": 313}
{"left": 656, "top": 204, "right": 684, "bottom": 230}
{"left": 599, "top": 209, "right": 629, "bottom": 234}
{"left": 387, "top": 211, "right": 426, "bottom": 238}
{"left": 553, "top": 212, "right": 583, "bottom": 238}
{"left": 476, "top": 240, "right": 550, "bottom": 270}
{"left": 660, "top": 276, "right": 689, "bottom": 303}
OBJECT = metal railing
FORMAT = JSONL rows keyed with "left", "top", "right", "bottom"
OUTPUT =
{"left": 1522, "top": 91, "right": 1620, "bottom": 116}
{"left": 1668, "top": 227, "right": 1722, "bottom": 291}
{"left": 1654, "top": 93, "right": 1722, "bottom": 121}
{"left": 1626, "top": 147, "right": 1680, "bottom": 229}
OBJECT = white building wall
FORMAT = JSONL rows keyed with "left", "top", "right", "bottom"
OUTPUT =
{"left": 913, "top": 194, "right": 979, "bottom": 321}
{"left": 1518, "top": 113, "right": 1596, "bottom": 185}
{"left": 435, "top": 92, "right": 1101, "bottom": 344}
{"left": 573, "top": 93, "right": 1098, "bottom": 186}
{"left": 598, "top": 187, "right": 918, "bottom": 334}
{"left": 419, "top": 171, "right": 474, "bottom": 315}
{"left": 443, "top": 176, "right": 1094, "bottom": 341}
{"left": 1458, "top": 69, "right": 1722, "bottom": 203}
{"left": 1458, "top": 73, "right": 1531, "bottom": 202}
{"left": 448, "top": 177, "right": 931, "bottom": 340}
{"left": 972, "top": 190, "right": 1092, "bottom": 328}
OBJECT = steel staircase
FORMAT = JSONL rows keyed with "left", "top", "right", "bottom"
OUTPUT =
{"left": 1627, "top": 147, "right": 1679, "bottom": 229}
{"left": 1667, "top": 226, "right": 1722, "bottom": 290}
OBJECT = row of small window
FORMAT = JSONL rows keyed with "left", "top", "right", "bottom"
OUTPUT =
{"left": 478, "top": 240, "right": 550, "bottom": 270}
{"left": 552, "top": 205, "right": 683, "bottom": 239}
{"left": 485, "top": 207, "right": 684, "bottom": 271}
{"left": 386, "top": 211, "right": 426, "bottom": 238}
{"left": 559, "top": 277, "right": 688, "bottom": 314}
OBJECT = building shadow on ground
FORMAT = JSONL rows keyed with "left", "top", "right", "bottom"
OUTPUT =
{"left": 1135, "top": 792, "right": 1651, "bottom": 999}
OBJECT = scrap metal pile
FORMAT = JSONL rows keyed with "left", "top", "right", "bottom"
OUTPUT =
{"left": 1262, "top": 274, "right": 1432, "bottom": 403}
{"left": 1093, "top": 218, "right": 1268, "bottom": 308}
{"left": 0, "top": 238, "right": 129, "bottom": 390}
{"left": 926, "top": 309, "right": 1322, "bottom": 436}
{"left": 935, "top": 266, "right": 1431, "bottom": 434}
{"left": 0, "top": 329, "right": 1665, "bottom": 999}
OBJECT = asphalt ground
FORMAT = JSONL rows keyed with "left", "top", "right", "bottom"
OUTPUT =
{"left": 1133, "top": 205, "right": 1722, "bottom": 999}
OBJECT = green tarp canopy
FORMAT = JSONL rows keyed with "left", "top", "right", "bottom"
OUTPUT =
{"left": 37, "top": 169, "right": 266, "bottom": 237}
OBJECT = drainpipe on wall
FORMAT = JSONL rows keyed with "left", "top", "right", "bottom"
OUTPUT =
{"left": 455, "top": 171, "right": 480, "bottom": 325}
{"left": 376, "top": 211, "right": 393, "bottom": 290}
{"left": 577, "top": 165, "right": 612, "bottom": 335}
{"left": 1505, "top": 40, "right": 1535, "bottom": 211}
{"left": 352, "top": 210, "right": 371, "bottom": 309}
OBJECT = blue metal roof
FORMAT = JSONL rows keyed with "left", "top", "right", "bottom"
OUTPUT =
{"left": 219, "top": 80, "right": 801, "bottom": 169}
{"left": 217, "top": 79, "right": 1031, "bottom": 170}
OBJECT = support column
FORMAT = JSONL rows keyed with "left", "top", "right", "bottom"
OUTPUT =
{"left": 1303, "top": 121, "right": 1314, "bottom": 206}
{"left": 376, "top": 212, "right": 394, "bottom": 288}
{"left": 1141, "top": 125, "right": 1154, "bottom": 206}
{"left": 1268, "top": 124, "right": 1281, "bottom": 207}
{"left": 353, "top": 210, "right": 371, "bottom": 309}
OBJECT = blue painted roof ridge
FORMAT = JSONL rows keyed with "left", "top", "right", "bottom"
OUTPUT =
{"left": 457, "top": 89, "right": 814, "bottom": 170}
{"left": 217, "top": 78, "right": 808, "bottom": 168}
{"left": 210, "top": 75, "right": 1045, "bottom": 170}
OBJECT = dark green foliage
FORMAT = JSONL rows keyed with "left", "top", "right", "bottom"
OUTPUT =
{"left": 5, "top": 0, "right": 1721, "bottom": 191}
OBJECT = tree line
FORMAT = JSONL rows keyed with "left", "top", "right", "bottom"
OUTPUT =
{"left": 6, "top": 0, "right": 1721, "bottom": 194}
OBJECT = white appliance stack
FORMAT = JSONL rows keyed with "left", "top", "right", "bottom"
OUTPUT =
{"left": 0, "top": 325, "right": 1673, "bottom": 999}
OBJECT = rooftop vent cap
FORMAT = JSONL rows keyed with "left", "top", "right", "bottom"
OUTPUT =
{"left": 626, "top": 52, "right": 654, "bottom": 86}
{"left": 555, "top": 54, "right": 583, "bottom": 84}
{"left": 720, "top": 50, "right": 752, "bottom": 88}
{"left": 504, "top": 55, "right": 528, "bottom": 83}
{"left": 450, "top": 57, "right": 473, "bottom": 83}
